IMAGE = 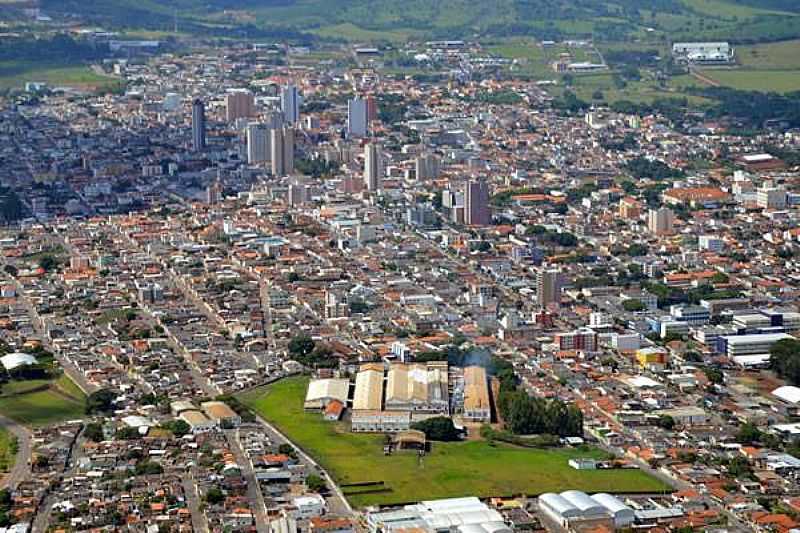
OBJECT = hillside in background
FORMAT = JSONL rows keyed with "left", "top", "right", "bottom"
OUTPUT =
{"left": 35, "top": 0, "right": 800, "bottom": 43}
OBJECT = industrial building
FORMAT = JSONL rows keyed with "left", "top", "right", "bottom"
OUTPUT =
{"left": 462, "top": 366, "right": 491, "bottom": 423}
{"left": 672, "top": 42, "right": 733, "bottom": 63}
{"left": 351, "top": 410, "right": 411, "bottom": 433}
{"left": 385, "top": 362, "right": 449, "bottom": 413}
{"left": 353, "top": 364, "right": 384, "bottom": 411}
{"left": 304, "top": 378, "right": 350, "bottom": 410}
{"left": 538, "top": 491, "right": 634, "bottom": 529}
{"left": 366, "top": 497, "right": 510, "bottom": 533}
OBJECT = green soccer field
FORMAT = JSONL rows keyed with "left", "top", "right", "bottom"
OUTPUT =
{"left": 239, "top": 376, "right": 670, "bottom": 507}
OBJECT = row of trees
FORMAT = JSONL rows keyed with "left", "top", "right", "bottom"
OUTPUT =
{"left": 493, "top": 356, "right": 583, "bottom": 437}
{"left": 498, "top": 389, "right": 584, "bottom": 437}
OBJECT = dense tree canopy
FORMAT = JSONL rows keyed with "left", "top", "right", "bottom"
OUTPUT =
{"left": 771, "top": 339, "right": 800, "bottom": 385}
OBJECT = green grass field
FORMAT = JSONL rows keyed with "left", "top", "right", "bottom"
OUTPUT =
{"left": 708, "top": 70, "right": 800, "bottom": 92}
{"left": 0, "top": 428, "right": 16, "bottom": 472}
{"left": 239, "top": 377, "right": 669, "bottom": 507}
{"left": 0, "top": 375, "right": 86, "bottom": 427}
{"left": 0, "top": 61, "right": 120, "bottom": 91}
{"left": 738, "top": 40, "right": 800, "bottom": 70}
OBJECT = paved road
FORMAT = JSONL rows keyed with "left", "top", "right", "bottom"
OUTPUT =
{"left": 182, "top": 469, "right": 210, "bottom": 533}
{"left": 225, "top": 429, "right": 270, "bottom": 533}
{"left": 31, "top": 425, "right": 84, "bottom": 533}
{"left": 0, "top": 414, "right": 31, "bottom": 491}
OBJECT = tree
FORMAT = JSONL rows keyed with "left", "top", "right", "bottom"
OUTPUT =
{"left": 656, "top": 415, "right": 675, "bottom": 430}
{"left": 38, "top": 254, "right": 58, "bottom": 272}
{"left": 306, "top": 474, "right": 326, "bottom": 493}
{"left": 622, "top": 299, "right": 646, "bottom": 312}
{"left": 288, "top": 334, "right": 315, "bottom": 358}
{"left": 205, "top": 487, "right": 225, "bottom": 505}
{"left": 161, "top": 419, "right": 191, "bottom": 437}
{"left": 770, "top": 339, "right": 800, "bottom": 385}
{"left": 736, "top": 422, "right": 762, "bottom": 444}
{"left": 86, "top": 389, "right": 116, "bottom": 414}
{"left": 410, "top": 416, "right": 461, "bottom": 441}
{"left": 704, "top": 367, "right": 724, "bottom": 385}
{"left": 84, "top": 422, "right": 105, "bottom": 442}
{"left": 278, "top": 443, "right": 296, "bottom": 457}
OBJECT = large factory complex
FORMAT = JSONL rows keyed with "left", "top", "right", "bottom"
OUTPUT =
{"left": 304, "top": 362, "right": 492, "bottom": 432}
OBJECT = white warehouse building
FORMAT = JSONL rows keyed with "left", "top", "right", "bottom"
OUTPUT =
{"left": 539, "top": 491, "right": 634, "bottom": 528}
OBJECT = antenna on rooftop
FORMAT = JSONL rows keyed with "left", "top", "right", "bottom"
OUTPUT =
{"left": 174, "top": 8, "right": 178, "bottom": 35}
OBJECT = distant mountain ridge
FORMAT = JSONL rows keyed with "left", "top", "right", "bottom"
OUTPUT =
{"left": 35, "top": 0, "right": 800, "bottom": 42}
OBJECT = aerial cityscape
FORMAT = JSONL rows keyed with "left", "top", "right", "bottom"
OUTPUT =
{"left": 3, "top": 0, "right": 800, "bottom": 532}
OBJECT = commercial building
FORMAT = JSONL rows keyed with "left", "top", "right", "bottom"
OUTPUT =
{"left": 462, "top": 365, "right": 490, "bottom": 423}
{"left": 757, "top": 186, "right": 787, "bottom": 210}
{"left": 698, "top": 235, "right": 724, "bottom": 252}
{"left": 716, "top": 332, "right": 794, "bottom": 360}
{"left": 636, "top": 347, "right": 669, "bottom": 371}
{"left": 347, "top": 96, "right": 368, "bottom": 138}
{"left": 464, "top": 180, "right": 490, "bottom": 226}
{"left": 555, "top": 328, "right": 598, "bottom": 352}
{"left": 226, "top": 89, "right": 255, "bottom": 122}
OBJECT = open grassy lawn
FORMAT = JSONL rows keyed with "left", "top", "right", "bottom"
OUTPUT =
{"left": 682, "top": 0, "right": 792, "bottom": 19}
{"left": 737, "top": 40, "right": 800, "bottom": 70}
{"left": 0, "top": 375, "right": 86, "bottom": 427}
{"left": 0, "top": 61, "right": 119, "bottom": 91}
{"left": 692, "top": 69, "right": 800, "bottom": 92}
{"left": 0, "top": 428, "right": 16, "bottom": 473}
{"left": 240, "top": 377, "right": 669, "bottom": 507}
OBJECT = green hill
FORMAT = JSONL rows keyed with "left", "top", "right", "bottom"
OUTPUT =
{"left": 38, "top": 0, "right": 800, "bottom": 43}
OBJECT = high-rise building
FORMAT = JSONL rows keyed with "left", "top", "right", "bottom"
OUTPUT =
{"left": 206, "top": 180, "right": 223, "bottom": 204}
{"left": 415, "top": 153, "right": 440, "bottom": 180}
{"left": 280, "top": 84, "right": 300, "bottom": 124}
{"left": 537, "top": 268, "right": 562, "bottom": 308}
{"left": 364, "top": 143, "right": 382, "bottom": 192}
{"left": 647, "top": 207, "right": 675, "bottom": 236}
{"left": 246, "top": 123, "right": 268, "bottom": 165}
{"left": 287, "top": 182, "right": 308, "bottom": 206}
{"left": 271, "top": 126, "right": 295, "bottom": 176}
{"left": 225, "top": 89, "right": 255, "bottom": 122}
{"left": 365, "top": 95, "right": 378, "bottom": 123}
{"left": 347, "top": 97, "right": 368, "bottom": 138}
{"left": 191, "top": 98, "right": 206, "bottom": 152}
{"left": 464, "top": 179, "right": 490, "bottom": 226}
